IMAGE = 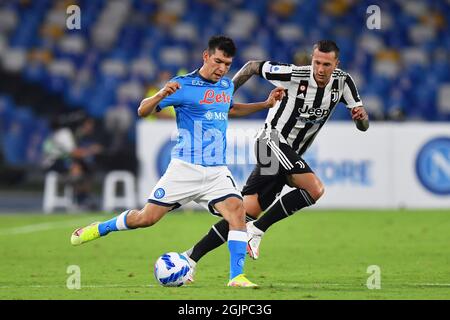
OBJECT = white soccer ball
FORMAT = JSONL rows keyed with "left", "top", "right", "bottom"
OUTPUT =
{"left": 154, "top": 252, "right": 191, "bottom": 287}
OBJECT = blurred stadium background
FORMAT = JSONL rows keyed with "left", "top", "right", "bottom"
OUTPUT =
{"left": 0, "top": 0, "right": 449, "bottom": 211}
{"left": 0, "top": 0, "right": 449, "bottom": 301}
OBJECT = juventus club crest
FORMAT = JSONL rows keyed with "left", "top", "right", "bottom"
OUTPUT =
{"left": 331, "top": 88, "right": 339, "bottom": 103}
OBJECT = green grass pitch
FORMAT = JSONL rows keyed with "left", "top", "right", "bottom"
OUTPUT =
{"left": 0, "top": 209, "right": 449, "bottom": 300}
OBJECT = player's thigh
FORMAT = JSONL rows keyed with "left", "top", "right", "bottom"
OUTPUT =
{"left": 271, "top": 144, "right": 323, "bottom": 200}
{"left": 242, "top": 165, "right": 286, "bottom": 213}
{"left": 196, "top": 167, "right": 242, "bottom": 216}
{"left": 213, "top": 196, "right": 246, "bottom": 230}
{"left": 287, "top": 172, "right": 324, "bottom": 201}
{"left": 256, "top": 135, "right": 304, "bottom": 175}
{"left": 148, "top": 159, "right": 202, "bottom": 208}
{"left": 243, "top": 194, "right": 263, "bottom": 218}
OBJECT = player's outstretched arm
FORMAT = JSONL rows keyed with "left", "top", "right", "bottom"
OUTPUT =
{"left": 229, "top": 87, "right": 285, "bottom": 118}
{"left": 351, "top": 106, "right": 370, "bottom": 131}
{"left": 137, "top": 82, "right": 181, "bottom": 117}
{"left": 232, "top": 60, "right": 263, "bottom": 92}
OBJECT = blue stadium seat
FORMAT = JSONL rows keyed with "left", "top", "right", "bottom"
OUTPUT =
{"left": 2, "top": 0, "right": 450, "bottom": 168}
{"left": 2, "top": 107, "right": 36, "bottom": 166}
{"left": 0, "top": 95, "right": 14, "bottom": 133}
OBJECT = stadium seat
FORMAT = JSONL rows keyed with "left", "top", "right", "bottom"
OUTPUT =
{"left": 171, "top": 22, "right": 198, "bottom": 44}
{"left": 0, "top": 95, "right": 14, "bottom": 131}
{"left": 102, "top": 170, "right": 137, "bottom": 212}
{"left": 1, "top": 47, "right": 26, "bottom": 73}
{"left": 130, "top": 57, "right": 156, "bottom": 81}
{"left": 1, "top": 0, "right": 449, "bottom": 190}
{"left": 43, "top": 171, "right": 75, "bottom": 213}
{"left": 0, "top": 7, "right": 19, "bottom": 35}
{"left": 437, "top": 83, "right": 450, "bottom": 115}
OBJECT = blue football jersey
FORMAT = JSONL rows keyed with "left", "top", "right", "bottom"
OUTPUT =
{"left": 157, "top": 69, "right": 234, "bottom": 166}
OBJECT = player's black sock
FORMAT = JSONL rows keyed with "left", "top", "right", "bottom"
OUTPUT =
{"left": 187, "top": 214, "right": 255, "bottom": 263}
{"left": 254, "top": 189, "right": 315, "bottom": 232}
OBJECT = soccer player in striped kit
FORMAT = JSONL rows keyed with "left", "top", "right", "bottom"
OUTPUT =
{"left": 182, "top": 40, "right": 370, "bottom": 279}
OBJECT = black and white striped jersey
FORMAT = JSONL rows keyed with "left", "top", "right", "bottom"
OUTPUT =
{"left": 258, "top": 61, "right": 363, "bottom": 156}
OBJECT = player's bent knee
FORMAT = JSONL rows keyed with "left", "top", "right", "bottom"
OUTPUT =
{"left": 227, "top": 204, "right": 246, "bottom": 229}
{"left": 214, "top": 197, "right": 246, "bottom": 229}
{"left": 308, "top": 184, "right": 325, "bottom": 202}
{"left": 228, "top": 204, "right": 246, "bottom": 222}
{"left": 223, "top": 197, "right": 244, "bottom": 212}
{"left": 243, "top": 195, "right": 262, "bottom": 218}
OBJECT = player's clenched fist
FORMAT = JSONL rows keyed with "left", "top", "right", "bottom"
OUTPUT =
{"left": 351, "top": 106, "right": 368, "bottom": 121}
{"left": 265, "top": 87, "right": 285, "bottom": 108}
{"left": 158, "top": 82, "right": 181, "bottom": 98}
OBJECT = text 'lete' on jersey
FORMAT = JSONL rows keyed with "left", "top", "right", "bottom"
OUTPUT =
{"left": 156, "top": 69, "right": 234, "bottom": 166}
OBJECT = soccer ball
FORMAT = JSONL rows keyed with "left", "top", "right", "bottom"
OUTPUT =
{"left": 154, "top": 252, "right": 191, "bottom": 287}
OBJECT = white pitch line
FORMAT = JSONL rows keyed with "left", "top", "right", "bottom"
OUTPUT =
{"left": 409, "top": 283, "right": 450, "bottom": 287}
{"left": 0, "top": 284, "right": 158, "bottom": 289}
{"left": 0, "top": 217, "right": 104, "bottom": 236}
{"left": 1, "top": 283, "right": 449, "bottom": 290}
{"left": 264, "top": 282, "right": 450, "bottom": 288}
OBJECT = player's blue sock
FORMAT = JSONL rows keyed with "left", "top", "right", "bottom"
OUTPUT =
{"left": 227, "top": 230, "right": 247, "bottom": 279}
{"left": 98, "top": 210, "right": 131, "bottom": 236}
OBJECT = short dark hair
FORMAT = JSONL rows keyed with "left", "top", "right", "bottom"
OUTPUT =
{"left": 313, "top": 40, "right": 340, "bottom": 59}
{"left": 207, "top": 35, "right": 236, "bottom": 57}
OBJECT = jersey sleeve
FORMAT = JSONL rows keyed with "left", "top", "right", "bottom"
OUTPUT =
{"left": 259, "top": 61, "right": 293, "bottom": 88}
{"left": 157, "top": 78, "right": 184, "bottom": 111}
{"left": 340, "top": 73, "right": 363, "bottom": 109}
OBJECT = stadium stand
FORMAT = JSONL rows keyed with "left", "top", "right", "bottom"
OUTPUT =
{"left": 0, "top": 0, "right": 449, "bottom": 189}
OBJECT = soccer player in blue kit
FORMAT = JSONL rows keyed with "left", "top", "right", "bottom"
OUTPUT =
{"left": 70, "top": 36, "right": 285, "bottom": 287}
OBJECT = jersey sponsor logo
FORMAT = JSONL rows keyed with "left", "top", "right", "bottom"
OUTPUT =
{"left": 298, "top": 104, "right": 331, "bottom": 118}
{"left": 296, "top": 80, "right": 308, "bottom": 100}
{"left": 192, "top": 80, "right": 205, "bottom": 86}
{"left": 269, "top": 62, "right": 290, "bottom": 73}
{"left": 205, "top": 111, "right": 214, "bottom": 120}
{"left": 270, "top": 66, "right": 280, "bottom": 72}
{"left": 199, "top": 89, "right": 231, "bottom": 105}
{"left": 205, "top": 111, "right": 227, "bottom": 121}
{"left": 415, "top": 137, "right": 450, "bottom": 195}
{"left": 154, "top": 188, "right": 166, "bottom": 199}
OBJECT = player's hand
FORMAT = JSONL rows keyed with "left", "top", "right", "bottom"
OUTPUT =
{"left": 351, "top": 106, "right": 368, "bottom": 121}
{"left": 265, "top": 87, "right": 285, "bottom": 108}
{"left": 158, "top": 82, "right": 181, "bottom": 98}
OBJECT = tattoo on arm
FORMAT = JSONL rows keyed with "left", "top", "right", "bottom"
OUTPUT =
{"left": 232, "top": 61, "right": 263, "bottom": 92}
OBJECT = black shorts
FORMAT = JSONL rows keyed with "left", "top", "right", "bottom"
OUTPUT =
{"left": 241, "top": 135, "right": 313, "bottom": 211}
